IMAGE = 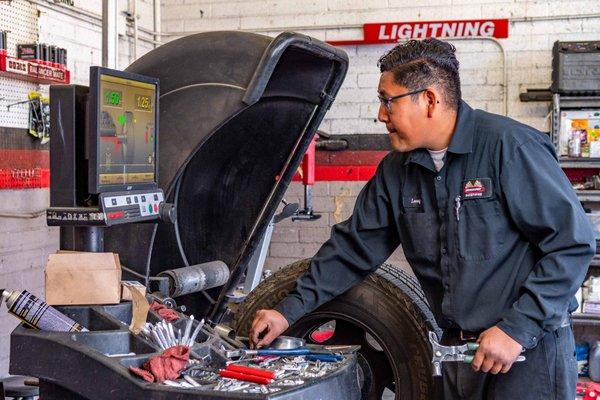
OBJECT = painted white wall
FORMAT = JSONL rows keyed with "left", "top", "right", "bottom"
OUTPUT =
{"left": 162, "top": 0, "right": 600, "bottom": 132}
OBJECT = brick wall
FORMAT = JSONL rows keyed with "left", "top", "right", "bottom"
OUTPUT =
{"left": 161, "top": 0, "right": 600, "bottom": 273}
{"left": 0, "top": 0, "right": 157, "bottom": 377}
{"left": 266, "top": 181, "right": 411, "bottom": 273}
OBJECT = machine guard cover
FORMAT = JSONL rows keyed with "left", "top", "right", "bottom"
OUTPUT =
{"left": 103, "top": 31, "right": 348, "bottom": 318}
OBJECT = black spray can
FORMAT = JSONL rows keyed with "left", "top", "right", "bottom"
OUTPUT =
{"left": 1, "top": 289, "right": 88, "bottom": 332}
{"left": 40, "top": 43, "right": 48, "bottom": 62}
{"left": 0, "top": 31, "right": 6, "bottom": 51}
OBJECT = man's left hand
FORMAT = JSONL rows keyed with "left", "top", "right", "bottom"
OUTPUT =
{"left": 471, "top": 326, "right": 523, "bottom": 374}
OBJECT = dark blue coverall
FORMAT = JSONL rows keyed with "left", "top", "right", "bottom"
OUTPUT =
{"left": 275, "top": 100, "right": 596, "bottom": 399}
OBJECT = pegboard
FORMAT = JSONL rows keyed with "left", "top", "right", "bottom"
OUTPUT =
{"left": 0, "top": 0, "right": 40, "bottom": 129}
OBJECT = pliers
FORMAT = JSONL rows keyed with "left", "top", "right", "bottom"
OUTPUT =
{"left": 428, "top": 331, "right": 526, "bottom": 376}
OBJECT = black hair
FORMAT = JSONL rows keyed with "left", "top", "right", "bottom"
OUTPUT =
{"left": 377, "top": 38, "right": 461, "bottom": 110}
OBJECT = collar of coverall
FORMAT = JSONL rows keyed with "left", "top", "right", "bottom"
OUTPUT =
{"left": 404, "top": 100, "right": 475, "bottom": 170}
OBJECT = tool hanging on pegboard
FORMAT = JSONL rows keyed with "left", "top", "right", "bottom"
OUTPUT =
{"left": 6, "top": 91, "right": 51, "bottom": 144}
{"left": 27, "top": 91, "right": 50, "bottom": 144}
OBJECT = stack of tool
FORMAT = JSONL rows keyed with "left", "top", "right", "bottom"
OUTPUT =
{"left": 156, "top": 344, "right": 354, "bottom": 394}
{"left": 140, "top": 316, "right": 204, "bottom": 350}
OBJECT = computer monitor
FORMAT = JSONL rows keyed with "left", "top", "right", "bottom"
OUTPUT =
{"left": 88, "top": 67, "right": 159, "bottom": 194}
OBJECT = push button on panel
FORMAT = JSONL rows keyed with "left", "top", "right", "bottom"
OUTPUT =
{"left": 107, "top": 211, "right": 124, "bottom": 220}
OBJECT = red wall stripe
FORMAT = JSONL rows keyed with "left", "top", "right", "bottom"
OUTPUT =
{"left": 0, "top": 149, "right": 50, "bottom": 189}
{"left": 0, "top": 168, "right": 50, "bottom": 189}
{"left": 2, "top": 148, "right": 588, "bottom": 187}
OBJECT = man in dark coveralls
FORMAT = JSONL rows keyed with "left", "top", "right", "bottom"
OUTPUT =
{"left": 250, "top": 38, "right": 595, "bottom": 399}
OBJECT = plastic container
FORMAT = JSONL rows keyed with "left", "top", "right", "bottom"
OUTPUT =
{"left": 577, "top": 342, "right": 590, "bottom": 377}
{"left": 591, "top": 341, "right": 600, "bottom": 382}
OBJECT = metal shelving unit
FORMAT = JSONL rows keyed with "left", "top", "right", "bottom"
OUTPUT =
{"left": 573, "top": 313, "right": 600, "bottom": 327}
{"left": 551, "top": 94, "right": 600, "bottom": 203}
{"left": 560, "top": 158, "right": 600, "bottom": 169}
{"left": 575, "top": 190, "right": 600, "bottom": 202}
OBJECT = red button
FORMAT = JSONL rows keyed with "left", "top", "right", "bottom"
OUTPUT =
{"left": 107, "top": 211, "right": 124, "bottom": 220}
{"left": 153, "top": 203, "right": 158, "bottom": 212}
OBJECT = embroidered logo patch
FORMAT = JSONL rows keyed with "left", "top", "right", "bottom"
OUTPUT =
{"left": 410, "top": 197, "right": 422, "bottom": 206}
{"left": 462, "top": 178, "right": 492, "bottom": 199}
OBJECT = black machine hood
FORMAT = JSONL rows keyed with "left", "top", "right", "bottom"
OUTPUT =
{"left": 103, "top": 31, "right": 348, "bottom": 319}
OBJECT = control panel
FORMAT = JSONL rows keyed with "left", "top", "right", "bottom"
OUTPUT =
{"left": 100, "top": 189, "right": 165, "bottom": 226}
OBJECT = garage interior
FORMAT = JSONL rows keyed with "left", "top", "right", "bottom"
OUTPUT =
{"left": 0, "top": 0, "right": 600, "bottom": 399}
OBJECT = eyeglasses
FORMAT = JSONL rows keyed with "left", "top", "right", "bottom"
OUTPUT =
{"left": 377, "top": 88, "right": 427, "bottom": 112}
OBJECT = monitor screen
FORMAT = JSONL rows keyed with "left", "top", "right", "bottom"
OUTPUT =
{"left": 89, "top": 67, "right": 159, "bottom": 193}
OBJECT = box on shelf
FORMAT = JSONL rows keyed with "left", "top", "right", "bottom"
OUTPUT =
{"left": 559, "top": 110, "right": 600, "bottom": 158}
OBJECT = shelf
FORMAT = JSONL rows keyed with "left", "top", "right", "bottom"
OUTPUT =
{"left": 519, "top": 89, "right": 552, "bottom": 102}
{"left": 561, "top": 158, "right": 600, "bottom": 169}
{"left": 573, "top": 312, "right": 600, "bottom": 327}
{"left": 0, "top": 51, "right": 70, "bottom": 84}
{"left": 576, "top": 190, "right": 600, "bottom": 202}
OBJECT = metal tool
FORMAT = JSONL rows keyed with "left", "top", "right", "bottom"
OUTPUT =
{"left": 187, "top": 318, "right": 204, "bottom": 347}
{"left": 306, "top": 354, "right": 343, "bottom": 363}
{"left": 225, "top": 347, "right": 343, "bottom": 362}
{"left": 219, "top": 369, "right": 273, "bottom": 385}
{"left": 428, "top": 331, "right": 526, "bottom": 376}
{"left": 269, "top": 336, "right": 305, "bottom": 350}
{"left": 225, "top": 348, "right": 312, "bottom": 358}
{"left": 306, "top": 344, "right": 361, "bottom": 355}
{"left": 140, "top": 317, "right": 205, "bottom": 349}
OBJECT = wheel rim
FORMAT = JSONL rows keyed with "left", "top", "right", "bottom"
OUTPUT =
{"left": 286, "top": 312, "right": 398, "bottom": 400}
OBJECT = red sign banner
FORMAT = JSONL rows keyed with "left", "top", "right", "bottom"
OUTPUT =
{"left": 328, "top": 19, "right": 509, "bottom": 46}
{"left": 0, "top": 52, "right": 70, "bottom": 84}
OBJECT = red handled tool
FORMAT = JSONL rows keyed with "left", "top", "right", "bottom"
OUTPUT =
{"left": 225, "top": 364, "right": 275, "bottom": 379}
{"left": 219, "top": 364, "right": 275, "bottom": 384}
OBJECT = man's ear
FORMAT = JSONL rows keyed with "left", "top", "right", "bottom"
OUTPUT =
{"left": 425, "top": 89, "right": 437, "bottom": 118}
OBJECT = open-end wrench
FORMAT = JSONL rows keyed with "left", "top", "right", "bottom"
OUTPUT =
{"left": 428, "top": 331, "right": 526, "bottom": 376}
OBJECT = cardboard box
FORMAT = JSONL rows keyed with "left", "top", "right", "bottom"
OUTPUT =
{"left": 45, "top": 252, "right": 122, "bottom": 305}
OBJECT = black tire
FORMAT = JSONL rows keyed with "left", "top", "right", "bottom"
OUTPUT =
{"left": 233, "top": 259, "right": 442, "bottom": 400}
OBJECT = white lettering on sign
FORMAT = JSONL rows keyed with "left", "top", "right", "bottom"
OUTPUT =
{"left": 7, "top": 59, "right": 27, "bottom": 73}
{"left": 377, "top": 20, "right": 497, "bottom": 40}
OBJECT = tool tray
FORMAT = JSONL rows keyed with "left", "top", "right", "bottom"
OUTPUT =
{"left": 10, "top": 302, "right": 360, "bottom": 400}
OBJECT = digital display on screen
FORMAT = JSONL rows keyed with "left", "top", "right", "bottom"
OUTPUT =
{"left": 98, "top": 74, "right": 157, "bottom": 188}
{"left": 103, "top": 89, "right": 122, "bottom": 107}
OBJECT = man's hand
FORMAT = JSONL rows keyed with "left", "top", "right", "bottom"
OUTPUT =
{"left": 249, "top": 309, "right": 289, "bottom": 349}
{"left": 471, "top": 326, "right": 523, "bottom": 374}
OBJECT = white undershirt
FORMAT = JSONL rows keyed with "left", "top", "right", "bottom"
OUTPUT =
{"left": 427, "top": 148, "right": 448, "bottom": 172}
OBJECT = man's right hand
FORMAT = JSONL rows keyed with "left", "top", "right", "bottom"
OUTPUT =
{"left": 249, "top": 309, "right": 289, "bottom": 349}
